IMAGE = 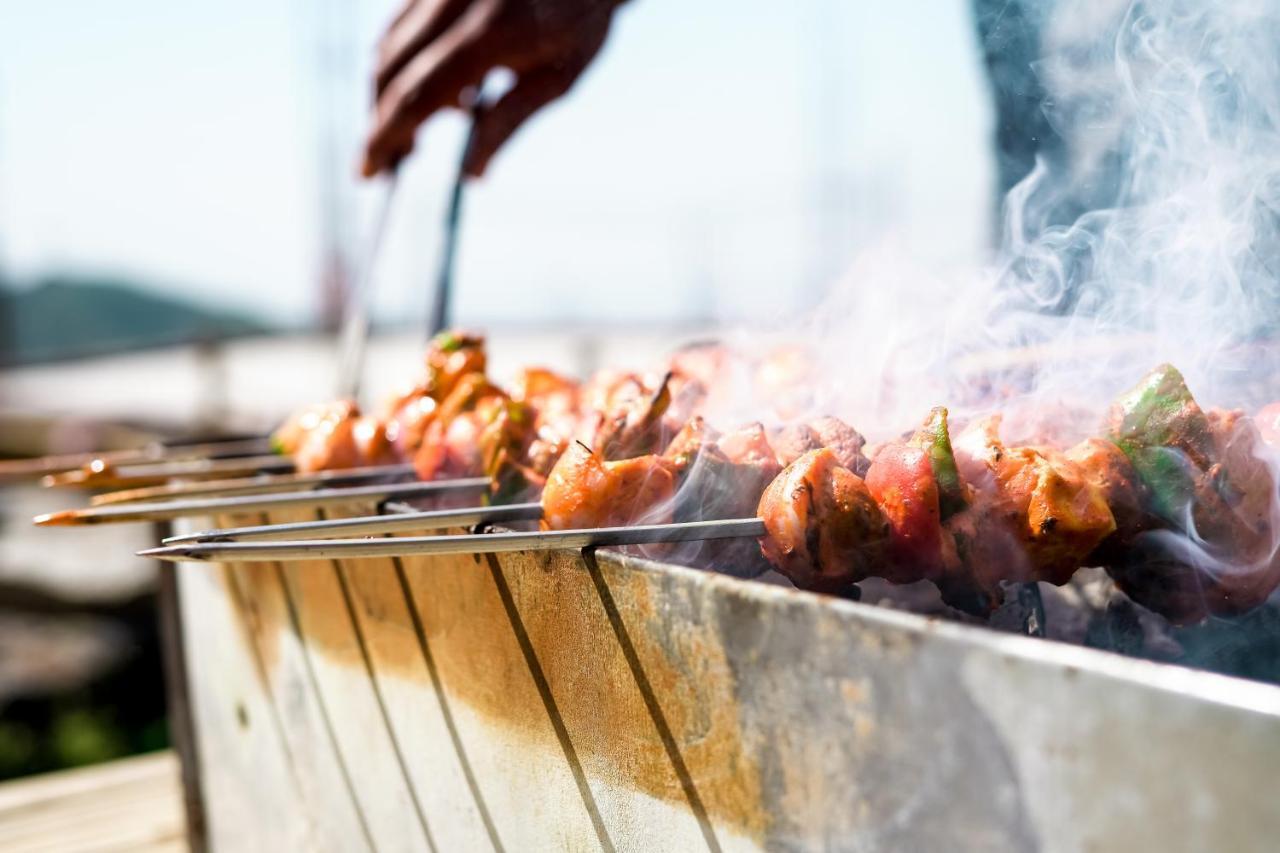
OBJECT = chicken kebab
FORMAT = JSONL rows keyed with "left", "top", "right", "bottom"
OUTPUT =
{"left": 270, "top": 330, "right": 711, "bottom": 503}
{"left": 537, "top": 363, "right": 1280, "bottom": 626}
{"left": 267, "top": 336, "right": 1280, "bottom": 626}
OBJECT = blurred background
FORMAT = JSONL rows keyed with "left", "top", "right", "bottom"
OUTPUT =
{"left": 0, "top": 0, "right": 992, "bottom": 780}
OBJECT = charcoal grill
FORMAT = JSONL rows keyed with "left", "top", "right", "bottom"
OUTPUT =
{"left": 166, "top": 500, "right": 1280, "bottom": 852}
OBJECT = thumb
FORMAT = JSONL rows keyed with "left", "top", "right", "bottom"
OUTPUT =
{"left": 463, "top": 62, "right": 586, "bottom": 178}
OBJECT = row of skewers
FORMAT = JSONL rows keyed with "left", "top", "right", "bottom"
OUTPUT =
{"left": 25, "top": 330, "right": 1280, "bottom": 627}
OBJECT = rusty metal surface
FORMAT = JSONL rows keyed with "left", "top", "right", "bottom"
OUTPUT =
{"left": 603, "top": 552, "right": 1280, "bottom": 851}
{"left": 174, "top": 508, "right": 1280, "bottom": 852}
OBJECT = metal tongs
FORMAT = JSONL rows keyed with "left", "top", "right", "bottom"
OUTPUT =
{"left": 336, "top": 101, "right": 484, "bottom": 401}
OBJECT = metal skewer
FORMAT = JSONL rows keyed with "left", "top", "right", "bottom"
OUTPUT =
{"left": 43, "top": 454, "right": 295, "bottom": 488}
{"left": 33, "top": 478, "right": 489, "bottom": 526}
{"left": 164, "top": 501, "right": 543, "bottom": 544}
{"left": 427, "top": 104, "right": 482, "bottom": 337}
{"left": 91, "top": 462, "right": 417, "bottom": 506}
{"left": 336, "top": 169, "right": 400, "bottom": 402}
{"left": 0, "top": 437, "right": 273, "bottom": 483}
{"left": 140, "top": 518, "right": 768, "bottom": 562}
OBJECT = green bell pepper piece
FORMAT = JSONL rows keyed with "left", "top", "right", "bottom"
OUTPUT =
{"left": 430, "top": 329, "right": 462, "bottom": 353}
{"left": 912, "top": 406, "right": 966, "bottom": 520}
{"left": 1106, "top": 364, "right": 1211, "bottom": 525}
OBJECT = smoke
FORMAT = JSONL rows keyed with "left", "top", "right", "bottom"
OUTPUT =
{"left": 698, "top": 0, "right": 1280, "bottom": 441}
{"left": 997, "top": 0, "right": 1280, "bottom": 414}
{"left": 625, "top": 0, "right": 1280, "bottom": 614}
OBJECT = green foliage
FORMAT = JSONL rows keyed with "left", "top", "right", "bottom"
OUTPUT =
{"left": 0, "top": 274, "right": 273, "bottom": 365}
{"left": 0, "top": 601, "right": 170, "bottom": 781}
{"left": 50, "top": 709, "right": 129, "bottom": 768}
{"left": 0, "top": 721, "right": 38, "bottom": 775}
{"left": 0, "top": 692, "right": 167, "bottom": 780}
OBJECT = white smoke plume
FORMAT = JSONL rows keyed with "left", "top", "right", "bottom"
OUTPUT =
{"left": 704, "top": 0, "right": 1280, "bottom": 442}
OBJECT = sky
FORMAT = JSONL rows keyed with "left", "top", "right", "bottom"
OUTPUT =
{"left": 0, "top": 0, "right": 994, "bottom": 329}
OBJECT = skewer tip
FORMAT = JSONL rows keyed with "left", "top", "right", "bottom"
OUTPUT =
{"left": 162, "top": 530, "right": 226, "bottom": 545}
{"left": 42, "top": 460, "right": 111, "bottom": 488}
{"left": 33, "top": 510, "right": 80, "bottom": 527}
{"left": 137, "top": 545, "right": 195, "bottom": 561}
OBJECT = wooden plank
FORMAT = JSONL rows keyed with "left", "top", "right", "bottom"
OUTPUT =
{"left": 218, "top": 509, "right": 394, "bottom": 852}
{"left": 489, "top": 548, "right": 723, "bottom": 851}
{"left": 395, "top": 546, "right": 609, "bottom": 850}
{"left": 322, "top": 507, "right": 497, "bottom": 852}
{"left": 175, "top": 512, "right": 322, "bottom": 852}
{"left": 271, "top": 506, "right": 435, "bottom": 853}
{"left": 154, "top": 520, "right": 207, "bottom": 853}
{"left": 0, "top": 752, "right": 184, "bottom": 853}
{"left": 91, "top": 463, "right": 416, "bottom": 505}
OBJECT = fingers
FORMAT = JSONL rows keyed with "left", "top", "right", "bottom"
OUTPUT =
{"left": 463, "top": 64, "right": 583, "bottom": 177}
{"left": 387, "top": 0, "right": 426, "bottom": 31}
{"left": 376, "top": 0, "right": 470, "bottom": 98}
{"left": 461, "top": 10, "right": 613, "bottom": 177}
{"left": 363, "top": 4, "right": 499, "bottom": 177}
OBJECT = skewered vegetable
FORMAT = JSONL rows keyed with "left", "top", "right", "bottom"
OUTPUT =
{"left": 541, "top": 364, "right": 1280, "bottom": 626}
{"left": 269, "top": 336, "right": 1280, "bottom": 627}
{"left": 1102, "top": 365, "right": 1280, "bottom": 621}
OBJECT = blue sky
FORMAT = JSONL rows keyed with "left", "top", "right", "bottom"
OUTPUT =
{"left": 0, "top": 0, "right": 994, "bottom": 328}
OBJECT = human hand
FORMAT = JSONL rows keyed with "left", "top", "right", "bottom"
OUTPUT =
{"left": 362, "top": 0, "right": 624, "bottom": 178}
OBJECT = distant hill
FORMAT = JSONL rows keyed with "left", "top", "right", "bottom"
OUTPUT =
{"left": 0, "top": 275, "right": 274, "bottom": 365}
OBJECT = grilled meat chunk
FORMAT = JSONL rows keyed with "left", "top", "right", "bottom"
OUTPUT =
{"left": 1103, "top": 365, "right": 1280, "bottom": 622}
{"left": 271, "top": 401, "right": 355, "bottom": 458}
{"left": 542, "top": 442, "right": 678, "bottom": 530}
{"left": 771, "top": 417, "right": 869, "bottom": 475}
{"left": 807, "top": 417, "right": 870, "bottom": 476}
{"left": 278, "top": 402, "right": 399, "bottom": 473}
{"left": 951, "top": 415, "right": 1115, "bottom": 591}
{"left": 423, "top": 330, "right": 487, "bottom": 400}
{"left": 757, "top": 448, "right": 891, "bottom": 592}
{"left": 668, "top": 422, "right": 781, "bottom": 578}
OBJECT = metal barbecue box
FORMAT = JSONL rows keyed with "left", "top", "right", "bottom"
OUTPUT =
{"left": 169, "top": 500, "right": 1280, "bottom": 853}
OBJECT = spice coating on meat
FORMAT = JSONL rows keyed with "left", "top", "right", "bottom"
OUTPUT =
{"left": 422, "top": 330, "right": 487, "bottom": 400}
{"left": 272, "top": 401, "right": 356, "bottom": 458}
{"left": 771, "top": 417, "right": 869, "bottom": 475}
{"left": 757, "top": 448, "right": 891, "bottom": 592}
{"left": 1064, "top": 437, "right": 1151, "bottom": 561}
{"left": 511, "top": 367, "right": 581, "bottom": 441}
{"left": 413, "top": 375, "right": 507, "bottom": 481}
{"left": 278, "top": 402, "right": 399, "bottom": 473}
{"left": 770, "top": 423, "right": 822, "bottom": 469}
{"left": 669, "top": 422, "right": 782, "bottom": 578}
{"left": 542, "top": 442, "right": 678, "bottom": 530}
{"left": 952, "top": 415, "right": 1116, "bottom": 589}
{"left": 807, "top": 417, "right": 870, "bottom": 476}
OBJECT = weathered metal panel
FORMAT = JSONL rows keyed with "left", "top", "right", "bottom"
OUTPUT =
{"left": 175, "top": 509, "right": 1280, "bottom": 852}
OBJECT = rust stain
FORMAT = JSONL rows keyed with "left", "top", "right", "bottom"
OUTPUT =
{"left": 424, "top": 544, "right": 765, "bottom": 840}
{"left": 839, "top": 678, "right": 878, "bottom": 739}
{"left": 321, "top": 506, "right": 460, "bottom": 678}
{"left": 840, "top": 677, "right": 873, "bottom": 706}
{"left": 227, "top": 509, "right": 768, "bottom": 841}
{"left": 588, "top": 558, "right": 768, "bottom": 839}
